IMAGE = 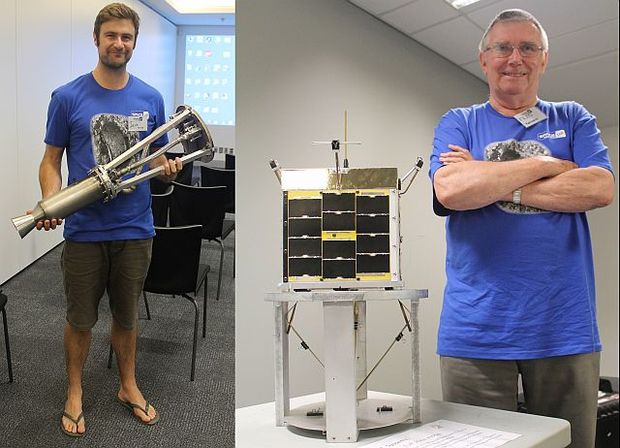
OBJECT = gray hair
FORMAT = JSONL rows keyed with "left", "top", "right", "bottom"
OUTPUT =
{"left": 478, "top": 9, "right": 549, "bottom": 52}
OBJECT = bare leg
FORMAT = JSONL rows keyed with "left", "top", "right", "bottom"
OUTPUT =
{"left": 111, "top": 318, "right": 157, "bottom": 423}
{"left": 62, "top": 323, "right": 91, "bottom": 435}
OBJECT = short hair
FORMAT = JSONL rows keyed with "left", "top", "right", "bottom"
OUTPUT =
{"left": 479, "top": 9, "right": 549, "bottom": 53}
{"left": 94, "top": 3, "right": 140, "bottom": 46}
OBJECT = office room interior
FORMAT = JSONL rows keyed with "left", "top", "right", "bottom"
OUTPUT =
{"left": 1, "top": 0, "right": 235, "bottom": 446}
{"left": 1, "top": 0, "right": 234, "bottom": 283}
{"left": 235, "top": 0, "right": 618, "bottom": 417}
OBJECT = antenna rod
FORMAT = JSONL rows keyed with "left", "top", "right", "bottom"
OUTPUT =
{"left": 343, "top": 110, "right": 349, "bottom": 169}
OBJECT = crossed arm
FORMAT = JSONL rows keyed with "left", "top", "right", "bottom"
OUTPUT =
{"left": 434, "top": 144, "right": 614, "bottom": 213}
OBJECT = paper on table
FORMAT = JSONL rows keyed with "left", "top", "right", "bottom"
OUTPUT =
{"left": 363, "top": 420, "right": 521, "bottom": 448}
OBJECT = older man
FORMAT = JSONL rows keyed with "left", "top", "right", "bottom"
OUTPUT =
{"left": 430, "top": 9, "right": 614, "bottom": 448}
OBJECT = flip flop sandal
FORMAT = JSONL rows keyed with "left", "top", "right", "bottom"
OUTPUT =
{"left": 117, "top": 397, "right": 160, "bottom": 426}
{"left": 61, "top": 411, "right": 85, "bottom": 437}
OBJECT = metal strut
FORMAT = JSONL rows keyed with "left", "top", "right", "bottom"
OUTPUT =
{"left": 356, "top": 301, "right": 413, "bottom": 391}
{"left": 286, "top": 304, "right": 324, "bottom": 368}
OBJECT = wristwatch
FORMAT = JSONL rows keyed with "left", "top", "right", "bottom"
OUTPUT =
{"left": 512, "top": 188, "right": 522, "bottom": 205}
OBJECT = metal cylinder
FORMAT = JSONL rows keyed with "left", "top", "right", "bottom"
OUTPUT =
{"left": 12, "top": 176, "right": 103, "bottom": 239}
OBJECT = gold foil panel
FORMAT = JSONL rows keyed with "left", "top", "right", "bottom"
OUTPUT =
{"left": 281, "top": 168, "right": 398, "bottom": 190}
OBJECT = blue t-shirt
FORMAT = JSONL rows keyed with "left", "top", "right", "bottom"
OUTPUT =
{"left": 429, "top": 100, "right": 613, "bottom": 360}
{"left": 45, "top": 73, "right": 169, "bottom": 242}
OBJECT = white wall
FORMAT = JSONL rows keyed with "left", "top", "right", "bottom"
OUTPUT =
{"left": 1, "top": 0, "right": 176, "bottom": 285}
{"left": 236, "top": 0, "right": 489, "bottom": 407}
{"left": 236, "top": 0, "right": 620, "bottom": 408}
{"left": 590, "top": 125, "right": 619, "bottom": 379}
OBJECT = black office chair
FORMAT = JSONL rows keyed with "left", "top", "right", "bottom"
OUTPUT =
{"left": 0, "top": 290, "right": 14, "bottom": 383}
{"left": 225, "top": 153, "right": 235, "bottom": 170}
{"left": 200, "top": 166, "right": 235, "bottom": 276}
{"left": 108, "top": 225, "right": 209, "bottom": 381}
{"left": 150, "top": 177, "right": 169, "bottom": 195}
{"left": 169, "top": 182, "right": 232, "bottom": 304}
{"left": 150, "top": 184, "right": 174, "bottom": 227}
{"left": 200, "top": 166, "right": 235, "bottom": 215}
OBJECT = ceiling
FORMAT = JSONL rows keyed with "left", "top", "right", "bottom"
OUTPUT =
{"left": 138, "top": 0, "right": 235, "bottom": 26}
{"left": 139, "top": 0, "right": 617, "bottom": 127}
{"left": 348, "top": 0, "right": 619, "bottom": 128}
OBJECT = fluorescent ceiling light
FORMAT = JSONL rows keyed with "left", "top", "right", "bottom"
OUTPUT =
{"left": 165, "top": 0, "right": 235, "bottom": 14}
{"left": 444, "top": 0, "right": 482, "bottom": 9}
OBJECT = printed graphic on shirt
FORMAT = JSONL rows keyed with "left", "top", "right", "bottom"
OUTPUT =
{"left": 484, "top": 139, "right": 550, "bottom": 214}
{"left": 90, "top": 114, "right": 141, "bottom": 166}
{"left": 538, "top": 129, "right": 566, "bottom": 140}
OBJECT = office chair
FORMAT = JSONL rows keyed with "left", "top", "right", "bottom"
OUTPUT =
{"left": 200, "top": 165, "right": 235, "bottom": 276}
{"left": 200, "top": 166, "right": 235, "bottom": 215}
{"left": 108, "top": 225, "right": 209, "bottom": 381}
{"left": 150, "top": 184, "right": 174, "bottom": 228}
{"left": 0, "top": 290, "right": 14, "bottom": 383}
{"left": 225, "top": 153, "right": 235, "bottom": 170}
{"left": 169, "top": 182, "right": 233, "bottom": 304}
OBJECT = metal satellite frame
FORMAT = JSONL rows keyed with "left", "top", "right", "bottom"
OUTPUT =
{"left": 266, "top": 112, "right": 428, "bottom": 443}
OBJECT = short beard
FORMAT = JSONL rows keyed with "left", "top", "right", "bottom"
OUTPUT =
{"left": 100, "top": 56, "right": 129, "bottom": 70}
{"left": 95, "top": 37, "right": 132, "bottom": 70}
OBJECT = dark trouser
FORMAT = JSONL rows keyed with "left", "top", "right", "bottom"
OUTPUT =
{"left": 441, "top": 353, "right": 600, "bottom": 448}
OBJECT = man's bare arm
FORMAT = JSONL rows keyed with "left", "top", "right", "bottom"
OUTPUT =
{"left": 39, "top": 145, "right": 64, "bottom": 198}
{"left": 150, "top": 152, "right": 182, "bottom": 183}
{"left": 35, "top": 145, "right": 65, "bottom": 230}
{"left": 434, "top": 144, "right": 576, "bottom": 211}
{"left": 504, "top": 166, "right": 614, "bottom": 212}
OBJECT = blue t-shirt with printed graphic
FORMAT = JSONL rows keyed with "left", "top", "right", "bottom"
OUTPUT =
{"left": 429, "top": 100, "right": 613, "bottom": 360}
{"left": 45, "top": 73, "right": 169, "bottom": 242}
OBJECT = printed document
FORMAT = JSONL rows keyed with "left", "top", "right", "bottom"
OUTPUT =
{"left": 364, "top": 420, "right": 521, "bottom": 448}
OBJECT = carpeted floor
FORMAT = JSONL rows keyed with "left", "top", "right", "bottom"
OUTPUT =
{"left": 0, "top": 235, "right": 234, "bottom": 448}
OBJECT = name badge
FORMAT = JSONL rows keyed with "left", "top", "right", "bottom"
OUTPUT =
{"left": 128, "top": 111, "right": 149, "bottom": 132}
{"left": 514, "top": 106, "right": 547, "bottom": 128}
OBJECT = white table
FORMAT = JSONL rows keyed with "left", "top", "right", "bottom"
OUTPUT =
{"left": 236, "top": 391, "right": 571, "bottom": 448}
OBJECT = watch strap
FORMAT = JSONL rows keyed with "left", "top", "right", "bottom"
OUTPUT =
{"left": 512, "top": 188, "right": 522, "bottom": 205}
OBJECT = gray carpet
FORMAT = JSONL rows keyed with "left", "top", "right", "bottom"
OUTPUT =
{"left": 0, "top": 235, "right": 234, "bottom": 448}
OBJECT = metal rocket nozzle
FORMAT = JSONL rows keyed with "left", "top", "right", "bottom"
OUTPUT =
{"left": 11, "top": 176, "right": 103, "bottom": 239}
{"left": 12, "top": 214, "right": 38, "bottom": 239}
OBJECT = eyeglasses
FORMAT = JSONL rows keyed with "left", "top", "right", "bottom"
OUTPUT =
{"left": 485, "top": 42, "right": 544, "bottom": 58}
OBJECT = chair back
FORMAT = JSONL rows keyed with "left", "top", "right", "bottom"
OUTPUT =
{"left": 150, "top": 177, "right": 169, "bottom": 195}
{"left": 174, "top": 160, "right": 195, "bottom": 185}
{"left": 200, "top": 166, "right": 235, "bottom": 214}
{"left": 144, "top": 225, "right": 203, "bottom": 295}
{"left": 169, "top": 182, "right": 227, "bottom": 240}
{"left": 225, "top": 153, "right": 235, "bottom": 169}
{"left": 151, "top": 184, "right": 174, "bottom": 226}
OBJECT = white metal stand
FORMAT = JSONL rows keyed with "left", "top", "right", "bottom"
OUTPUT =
{"left": 266, "top": 289, "right": 428, "bottom": 443}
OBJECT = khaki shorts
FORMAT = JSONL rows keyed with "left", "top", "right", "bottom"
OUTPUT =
{"left": 61, "top": 239, "right": 152, "bottom": 330}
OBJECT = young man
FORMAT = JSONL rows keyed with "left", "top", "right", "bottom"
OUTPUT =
{"left": 430, "top": 9, "right": 614, "bottom": 448}
{"left": 36, "top": 3, "right": 181, "bottom": 437}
